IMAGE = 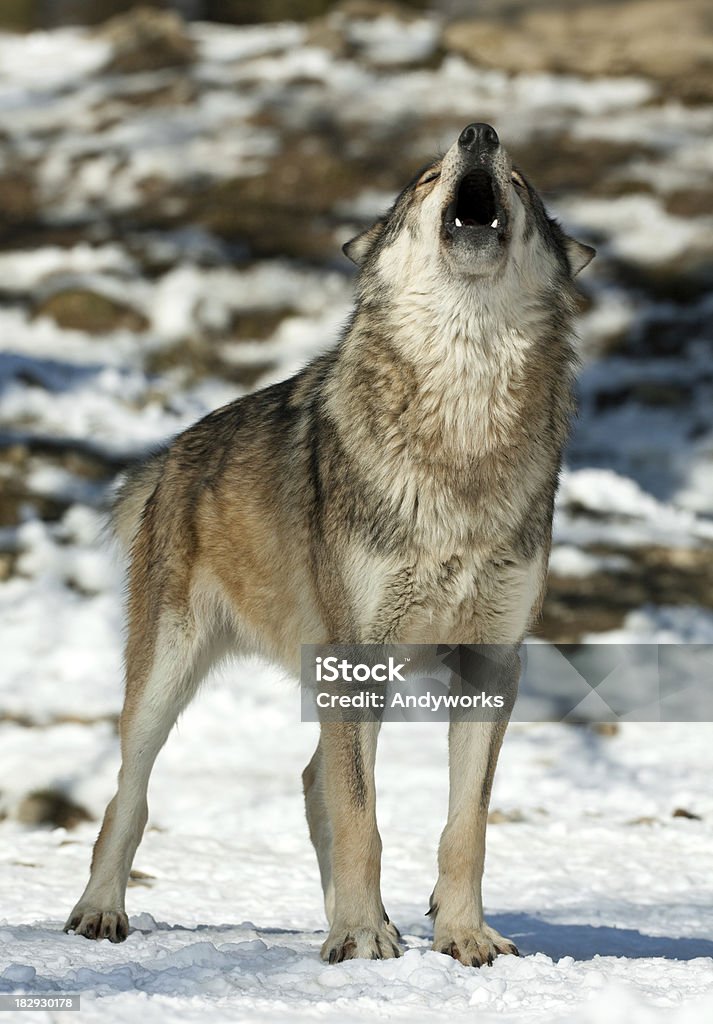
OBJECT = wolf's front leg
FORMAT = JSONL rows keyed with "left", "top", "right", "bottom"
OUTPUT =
{"left": 430, "top": 717, "right": 519, "bottom": 966}
{"left": 318, "top": 722, "right": 400, "bottom": 962}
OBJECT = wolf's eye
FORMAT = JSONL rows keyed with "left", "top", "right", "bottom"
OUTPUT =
{"left": 418, "top": 171, "right": 441, "bottom": 187}
{"left": 511, "top": 171, "right": 526, "bottom": 189}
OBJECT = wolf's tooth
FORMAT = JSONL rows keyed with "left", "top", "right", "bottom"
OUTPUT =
{"left": 454, "top": 217, "right": 463, "bottom": 227}
{"left": 491, "top": 218, "right": 499, "bottom": 228}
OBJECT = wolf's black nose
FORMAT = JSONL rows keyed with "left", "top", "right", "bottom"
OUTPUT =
{"left": 458, "top": 123, "right": 499, "bottom": 152}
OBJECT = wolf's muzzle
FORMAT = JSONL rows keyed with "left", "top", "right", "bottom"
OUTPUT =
{"left": 443, "top": 123, "right": 507, "bottom": 237}
{"left": 441, "top": 122, "right": 511, "bottom": 269}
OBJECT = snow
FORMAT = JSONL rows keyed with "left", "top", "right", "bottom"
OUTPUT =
{"left": 0, "top": 9, "right": 712, "bottom": 1023}
{"left": 554, "top": 470, "right": 713, "bottom": 549}
{"left": 194, "top": 21, "right": 307, "bottom": 65}
{"left": 0, "top": 29, "right": 110, "bottom": 91}
{"left": 2, "top": 644, "right": 713, "bottom": 1020}
{"left": 562, "top": 194, "right": 713, "bottom": 265}
{"left": 149, "top": 263, "right": 351, "bottom": 341}
{"left": 582, "top": 606, "right": 713, "bottom": 645}
{"left": 548, "top": 545, "right": 631, "bottom": 578}
{"left": 2, "top": 466, "right": 712, "bottom": 1022}
{"left": 343, "top": 15, "right": 440, "bottom": 67}
{"left": 0, "top": 245, "right": 136, "bottom": 294}
{"left": 310, "top": 58, "right": 654, "bottom": 141}
{"left": 572, "top": 101, "right": 713, "bottom": 152}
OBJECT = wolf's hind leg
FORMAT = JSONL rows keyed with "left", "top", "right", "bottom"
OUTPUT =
{"left": 65, "top": 604, "right": 214, "bottom": 942}
{"left": 317, "top": 722, "right": 400, "bottom": 962}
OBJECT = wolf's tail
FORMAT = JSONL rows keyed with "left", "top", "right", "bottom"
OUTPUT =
{"left": 112, "top": 450, "right": 168, "bottom": 552}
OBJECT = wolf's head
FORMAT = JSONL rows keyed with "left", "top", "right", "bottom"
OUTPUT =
{"left": 344, "top": 123, "right": 594, "bottom": 320}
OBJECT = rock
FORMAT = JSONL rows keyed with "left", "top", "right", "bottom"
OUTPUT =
{"left": 191, "top": 128, "right": 421, "bottom": 261}
{"left": 611, "top": 255, "right": 713, "bottom": 304}
{"left": 146, "top": 334, "right": 277, "bottom": 391}
{"left": 0, "top": 551, "right": 18, "bottom": 581}
{"left": 8, "top": 1, "right": 142, "bottom": 29}
{"left": 128, "top": 868, "right": 156, "bottom": 887}
{"left": 102, "top": 6, "right": 196, "bottom": 75}
{"left": 665, "top": 188, "right": 713, "bottom": 219}
{"left": 488, "top": 808, "right": 525, "bottom": 824}
{"left": 672, "top": 807, "right": 702, "bottom": 820}
{"left": 145, "top": 307, "right": 289, "bottom": 391}
{"left": 198, "top": 1, "right": 428, "bottom": 25}
{"left": 0, "top": 168, "right": 37, "bottom": 236}
{"left": 33, "top": 289, "right": 149, "bottom": 335}
{"left": 632, "top": 304, "right": 711, "bottom": 359}
{"left": 328, "top": 0, "right": 424, "bottom": 18}
{"left": 96, "top": 76, "right": 198, "bottom": 115}
{"left": 0, "top": 0, "right": 37, "bottom": 31}
{"left": 590, "top": 722, "right": 620, "bottom": 737}
{"left": 594, "top": 383, "right": 692, "bottom": 412}
{"left": 194, "top": 137, "right": 368, "bottom": 260}
{"left": 509, "top": 136, "right": 657, "bottom": 198}
{"left": 540, "top": 544, "right": 713, "bottom": 642}
{"left": 17, "top": 789, "right": 93, "bottom": 830}
{"left": 227, "top": 308, "right": 296, "bottom": 341}
{"left": 0, "top": 441, "right": 118, "bottom": 529}
{"left": 0, "top": 445, "right": 69, "bottom": 527}
{"left": 443, "top": 0, "right": 713, "bottom": 103}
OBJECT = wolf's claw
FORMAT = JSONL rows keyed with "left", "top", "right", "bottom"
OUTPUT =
{"left": 64, "top": 907, "right": 129, "bottom": 943}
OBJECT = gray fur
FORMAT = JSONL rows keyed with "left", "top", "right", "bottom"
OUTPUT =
{"left": 65, "top": 125, "right": 593, "bottom": 965}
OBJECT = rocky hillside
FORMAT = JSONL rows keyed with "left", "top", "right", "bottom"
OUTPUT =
{"left": 1, "top": 0, "right": 712, "bottom": 644}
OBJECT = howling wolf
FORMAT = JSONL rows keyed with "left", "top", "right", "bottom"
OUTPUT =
{"left": 65, "top": 123, "right": 594, "bottom": 966}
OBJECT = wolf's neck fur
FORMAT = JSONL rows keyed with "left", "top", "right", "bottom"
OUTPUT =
{"left": 321, "top": 274, "right": 576, "bottom": 557}
{"left": 335, "top": 275, "right": 574, "bottom": 461}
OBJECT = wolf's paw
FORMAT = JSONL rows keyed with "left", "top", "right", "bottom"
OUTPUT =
{"left": 321, "top": 922, "right": 402, "bottom": 963}
{"left": 434, "top": 923, "right": 518, "bottom": 967}
{"left": 64, "top": 906, "right": 129, "bottom": 943}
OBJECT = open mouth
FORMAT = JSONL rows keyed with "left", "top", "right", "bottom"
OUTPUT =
{"left": 444, "top": 169, "right": 503, "bottom": 233}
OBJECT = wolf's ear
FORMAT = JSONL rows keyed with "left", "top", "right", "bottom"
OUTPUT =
{"left": 563, "top": 236, "right": 596, "bottom": 277}
{"left": 343, "top": 220, "right": 385, "bottom": 267}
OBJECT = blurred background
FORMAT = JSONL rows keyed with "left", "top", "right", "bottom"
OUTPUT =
{"left": 1, "top": 2, "right": 712, "bottom": 643}
{"left": 0, "top": 2, "right": 712, "bottom": 1012}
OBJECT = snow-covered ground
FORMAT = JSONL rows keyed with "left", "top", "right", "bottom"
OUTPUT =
{"left": 3, "top": 604, "right": 713, "bottom": 1022}
{"left": 1, "top": 6, "right": 712, "bottom": 1021}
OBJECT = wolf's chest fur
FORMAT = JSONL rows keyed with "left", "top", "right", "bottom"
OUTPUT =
{"left": 323, "top": 319, "right": 571, "bottom": 643}
{"left": 330, "top": 319, "right": 568, "bottom": 549}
